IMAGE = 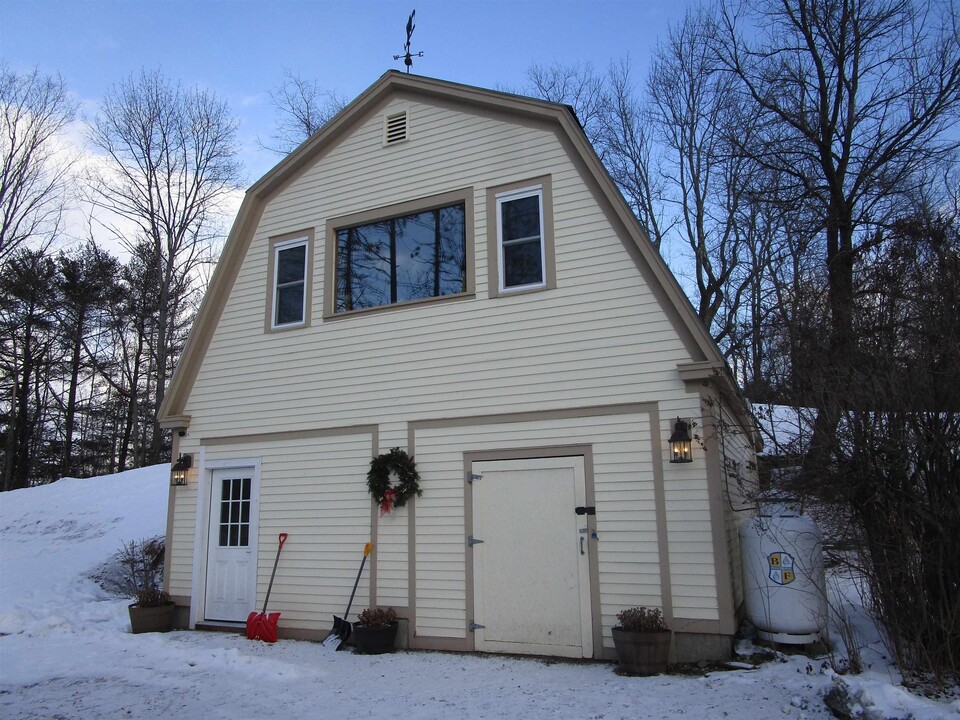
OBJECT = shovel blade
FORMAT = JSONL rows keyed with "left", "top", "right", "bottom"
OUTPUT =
{"left": 246, "top": 611, "right": 281, "bottom": 643}
{"left": 322, "top": 615, "right": 351, "bottom": 650}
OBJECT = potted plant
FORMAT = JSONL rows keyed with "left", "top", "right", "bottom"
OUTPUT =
{"left": 352, "top": 607, "right": 398, "bottom": 654}
{"left": 129, "top": 587, "right": 176, "bottom": 634}
{"left": 115, "top": 537, "right": 175, "bottom": 634}
{"left": 611, "top": 606, "right": 671, "bottom": 675}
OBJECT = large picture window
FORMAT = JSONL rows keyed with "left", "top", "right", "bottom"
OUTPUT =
{"left": 335, "top": 201, "right": 467, "bottom": 312}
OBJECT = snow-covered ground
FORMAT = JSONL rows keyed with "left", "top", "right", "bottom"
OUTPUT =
{"left": 1, "top": 466, "right": 956, "bottom": 719}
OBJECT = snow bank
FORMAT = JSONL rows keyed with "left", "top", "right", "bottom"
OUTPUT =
{"left": 0, "top": 465, "right": 168, "bottom": 637}
{"left": 1, "top": 464, "right": 956, "bottom": 719}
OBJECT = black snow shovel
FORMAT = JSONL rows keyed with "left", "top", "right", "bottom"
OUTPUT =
{"left": 322, "top": 542, "right": 373, "bottom": 650}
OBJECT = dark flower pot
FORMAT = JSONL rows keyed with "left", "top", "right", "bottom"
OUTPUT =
{"left": 611, "top": 627, "right": 671, "bottom": 676}
{"left": 352, "top": 620, "right": 398, "bottom": 654}
{"left": 128, "top": 603, "right": 175, "bottom": 634}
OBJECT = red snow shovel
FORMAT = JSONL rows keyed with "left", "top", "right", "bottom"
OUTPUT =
{"left": 322, "top": 542, "right": 373, "bottom": 650}
{"left": 246, "top": 532, "right": 288, "bottom": 643}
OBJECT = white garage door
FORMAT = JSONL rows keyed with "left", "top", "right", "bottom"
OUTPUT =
{"left": 471, "top": 456, "right": 593, "bottom": 658}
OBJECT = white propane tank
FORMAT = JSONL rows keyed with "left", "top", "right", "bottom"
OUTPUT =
{"left": 740, "top": 503, "right": 828, "bottom": 644}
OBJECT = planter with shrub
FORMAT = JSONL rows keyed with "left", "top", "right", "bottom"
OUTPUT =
{"left": 352, "top": 607, "right": 398, "bottom": 654}
{"left": 129, "top": 588, "right": 175, "bottom": 634}
{"left": 112, "top": 537, "right": 175, "bottom": 634}
{"left": 611, "top": 606, "right": 671, "bottom": 675}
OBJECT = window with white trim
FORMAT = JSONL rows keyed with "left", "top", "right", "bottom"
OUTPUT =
{"left": 272, "top": 237, "right": 308, "bottom": 327}
{"left": 496, "top": 186, "right": 545, "bottom": 292}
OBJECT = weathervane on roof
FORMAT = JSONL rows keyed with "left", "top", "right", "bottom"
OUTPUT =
{"left": 393, "top": 10, "right": 423, "bottom": 73}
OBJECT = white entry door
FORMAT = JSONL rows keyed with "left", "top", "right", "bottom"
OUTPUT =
{"left": 205, "top": 468, "right": 257, "bottom": 622}
{"left": 472, "top": 456, "right": 593, "bottom": 658}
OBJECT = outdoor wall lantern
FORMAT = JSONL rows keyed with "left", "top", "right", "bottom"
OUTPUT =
{"left": 171, "top": 453, "right": 193, "bottom": 486}
{"left": 668, "top": 418, "right": 693, "bottom": 463}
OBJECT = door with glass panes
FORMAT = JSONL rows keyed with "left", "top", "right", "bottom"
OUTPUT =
{"left": 205, "top": 468, "right": 257, "bottom": 622}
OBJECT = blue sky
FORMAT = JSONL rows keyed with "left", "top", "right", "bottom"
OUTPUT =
{"left": 2, "top": 0, "right": 692, "bottom": 184}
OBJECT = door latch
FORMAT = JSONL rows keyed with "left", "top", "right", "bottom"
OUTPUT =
{"left": 575, "top": 506, "right": 596, "bottom": 515}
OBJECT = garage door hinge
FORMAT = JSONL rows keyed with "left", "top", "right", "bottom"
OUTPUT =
{"left": 469, "top": 621, "right": 485, "bottom": 631}
{"left": 467, "top": 472, "right": 482, "bottom": 483}
{"left": 468, "top": 535, "right": 484, "bottom": 546}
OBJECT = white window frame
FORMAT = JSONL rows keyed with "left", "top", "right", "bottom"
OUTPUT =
{"left": 271, "top": 236, "right": 308, "bottom": 329}
{"left": 496, "top": 185, "right": 546, "bottom": 293}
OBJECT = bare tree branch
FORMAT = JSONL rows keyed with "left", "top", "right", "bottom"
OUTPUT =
{"left": 85, "top": 69, "right": 241, "bottom": 463}
{"left": 260, "top": 69, "right": 347, "bottom": 155}
{"left": 0, "top": 63, "right": 77, "bottom": 265}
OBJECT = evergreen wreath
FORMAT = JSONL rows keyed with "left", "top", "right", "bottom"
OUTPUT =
{"left": 367, "top": 448, "right": 421, "bottom": 515}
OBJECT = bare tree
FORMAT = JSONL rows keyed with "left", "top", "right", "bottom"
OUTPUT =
{"left": 526, "top": 62, "right": 609, "bottom": 154}
{"left": 261, "top": 69, "right": 347, "bottom": 155}
{"left": 525, "top": 61, "right": 675, "bottom": 251}
{"left": 713, "top": 0, "right": 960, "bottom": 468}
{"left": 0, "top": 63, "right": 76, "bottom": 265}
{"left": 708, "top": 0, "right": 960, "bottom": 683}
{"left": 86, "top": 69, "right": 241, "bottom": 463}
{"left": 648, "top": 7, "right": 760, "bottom": 337}
{"left": 828, "top": 204, "right": 960, "bottom": 685}
{"left": 602, "top": 59, "right": 675, "bottom": 251}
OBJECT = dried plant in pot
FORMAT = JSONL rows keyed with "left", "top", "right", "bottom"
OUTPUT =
{"left": 352, "top": 607, "right": 398, "bottom": 654}
{"left": 129, "top": 589, "right": 175, "bottom": 634}
{"left": 611, "top": 607, "right": 671, "bottom": 676}
{"left": 117, "top": 537, "right": 175, "bottom": 634}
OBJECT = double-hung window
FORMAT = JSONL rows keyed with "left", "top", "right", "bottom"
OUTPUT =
{"left": 334, "top": 200, "right": 467, "bottom": 313}
{"left": 271, "top": 236, "right": 309, "bottom": 328}
{"left": 496, "top": 186, "right": 546, "bottom": 292}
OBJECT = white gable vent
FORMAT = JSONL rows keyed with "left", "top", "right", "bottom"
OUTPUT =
{"left": 384, "top": 110, "right": 408, "bottom": 145}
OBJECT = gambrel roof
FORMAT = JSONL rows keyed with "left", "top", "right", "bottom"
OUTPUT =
{"left": 159, "top": 71, "right": 727, "bottom": 427}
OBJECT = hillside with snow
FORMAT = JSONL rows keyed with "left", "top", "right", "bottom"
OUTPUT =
{"left": 0, "top": 466, "right": 955, "bottom": 719}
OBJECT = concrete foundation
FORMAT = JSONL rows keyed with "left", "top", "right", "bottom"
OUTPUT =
{"left": 673, "top": 632, "right": 734, "bottom": 663}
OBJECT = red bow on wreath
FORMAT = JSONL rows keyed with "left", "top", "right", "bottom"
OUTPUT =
{"left": 380, "top": 488, "right": 398, "bottom": 516}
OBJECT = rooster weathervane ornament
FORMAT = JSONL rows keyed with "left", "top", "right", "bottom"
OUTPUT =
{"left": 393, "top": 9, "right": 423, "bottom": 73}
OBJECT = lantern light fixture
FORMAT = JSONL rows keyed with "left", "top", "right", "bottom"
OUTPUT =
{"left": 171, "top": 453, "right": 193, "bottom": 486}
{"left": 668, "top": 418, "right": 693, "bottom": 463}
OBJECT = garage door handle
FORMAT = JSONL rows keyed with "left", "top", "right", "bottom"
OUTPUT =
{"left": 580, "top": 536, "right": 585, "bottom": 555}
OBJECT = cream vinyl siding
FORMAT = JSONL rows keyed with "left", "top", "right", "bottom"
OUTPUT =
{"left": 710, "top": 397, "right": 760, "bottom": 611}
{"left": 177, "top": 432, "right": 374, "bottom": 630}
{"left": 169, "top": 484, "right": 199, "bottom": 598}
{"left": 374, "top": 505, "right": 409, "bottom": 608}
{"left": 183, "top": 99, "right": 692, "bottom": 441}
{"left": 412, "top": 410, "right": 719, "bottom": 650}
{"left": 651, "top": 397, "right": 722, "bottom": 623}
{"left": 172, "top": 94, "right": 736, "bottom": 639}
{"left": 664, "top": 463, "right": 718, "bottom": 619}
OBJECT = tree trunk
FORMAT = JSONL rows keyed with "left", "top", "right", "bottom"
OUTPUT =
{"left": 803, "top": 211, "right": 857, "bottom": 484}
{"left": 60, "top": 332, "right": 84, "bottom": 477}
{"left": 148, "top": 253, "right": 173, "bottom": 465}
{"left": 7, "top": 330, "right": 35, "bottom": 491}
